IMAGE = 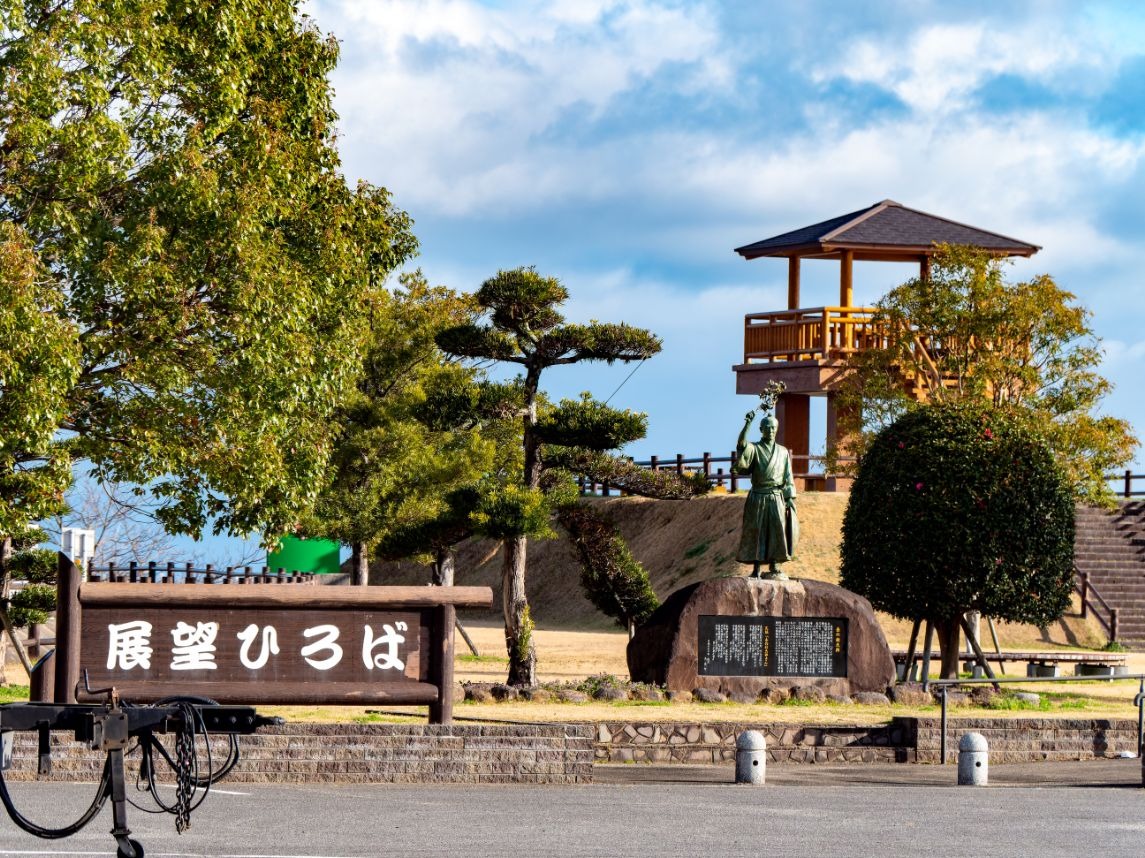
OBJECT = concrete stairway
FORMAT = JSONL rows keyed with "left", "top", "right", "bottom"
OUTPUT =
{"left": 1074, "top": 501, "right": 1145, "bottom": 649}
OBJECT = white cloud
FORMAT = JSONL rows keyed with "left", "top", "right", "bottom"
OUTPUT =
{"left": 314, "top": 0, "right": 729, "bottom": 213}
{"left": 810, "top": 20, "right": 1103, "bottom": 114}
{"left": 1102, "top": 339, "right": 1145, "bottom": 368}
{"left": 305, "top": 1, "right": 1145, "bottom": 460}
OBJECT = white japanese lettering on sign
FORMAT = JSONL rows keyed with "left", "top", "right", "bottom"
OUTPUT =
{"left": 300, "top": 624, "right": 343, "bottom": 671}
{"left": 100, "top": 618, "right": 415, "bottom": 677}
{"left": 107, "top": 620, "right": 153, "bottom": 670}
{"left": 237, "top": 623, "right": 280, "bottom": 669}
{"left": 362, "top": 622, "right": 408, "bottom": 671}
{"left": 170, "top": 621, "right": 219, "bottom": 670}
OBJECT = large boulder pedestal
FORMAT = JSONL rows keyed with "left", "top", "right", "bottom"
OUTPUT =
{"left": 628, "top": 577, "right": 895, "bottom": 697}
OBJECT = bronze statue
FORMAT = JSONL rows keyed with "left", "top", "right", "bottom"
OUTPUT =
{"left": 734, "top": 409, "right": 799, "bottom": 579}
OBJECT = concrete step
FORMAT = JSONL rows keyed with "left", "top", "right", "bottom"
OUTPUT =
{"left": 1074, "top": 537, "right": 1145, "bottom": 546}
{"left": 1073, "top": 537, "right": 1145, "bottom": 548}
{"left": 1083, "top": 574, "right": 1145, "bottom": 583}
{"left": 1071, "top": 536, "right": 1145, "bottom": 542}
{"left": 1083, "top": 558, "right": 1145, "bottom": 567}
{"left": 1075, "top": 502, "right": 1145, "bottom": 648}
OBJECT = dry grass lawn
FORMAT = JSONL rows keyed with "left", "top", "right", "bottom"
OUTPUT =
{"left": 297, "top": 491, "right": 1141, "bottom": 724}
{"left": 260, "top": 621, "right": 1145, "bottom": 725}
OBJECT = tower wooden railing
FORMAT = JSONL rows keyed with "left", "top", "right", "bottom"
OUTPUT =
{"left": 742, "top": 307, "right": 971, "bottom": 402}
{"left": 743, "top": 306, "right": 881, "bottom": 362}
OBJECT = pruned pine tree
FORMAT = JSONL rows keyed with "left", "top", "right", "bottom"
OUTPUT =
{"left": 437, "top": 268, "right": 661, "bottom": 686}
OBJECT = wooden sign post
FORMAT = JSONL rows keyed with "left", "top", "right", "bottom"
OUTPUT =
{"left": 53, "top": 555, "right": 493, "bottom": 724}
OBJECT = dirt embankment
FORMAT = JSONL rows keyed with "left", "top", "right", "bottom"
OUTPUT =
{"left": 371, "top": 491, "right": 1105, "bottom": 651}
{"left": 373, "top": 493, "right": 849, "bottom": 629}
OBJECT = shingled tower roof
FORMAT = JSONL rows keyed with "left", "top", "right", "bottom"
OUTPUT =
{"left": 735, "top": 200, "right": 1039, "bottom": 260}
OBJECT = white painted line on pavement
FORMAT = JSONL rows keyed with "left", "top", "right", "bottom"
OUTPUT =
{"left": 0, "top": 852, "right": 360, "bottom": 858}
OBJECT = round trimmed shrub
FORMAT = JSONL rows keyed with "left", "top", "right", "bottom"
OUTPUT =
{"left": 841, "top": 404, "right": 1074, "bottom": 629}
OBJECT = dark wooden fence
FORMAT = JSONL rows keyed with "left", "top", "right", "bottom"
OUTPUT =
{"left": 86, "top": 561, "right": 318, "bottom": 584}
{"left": 1111, "top": 470, "right": 1145, "bottom": 498}
{"left": 578, "top": 452, "right": 833, "bottom": 496}
{"left": 579, "top": 458, "right": 1145, "bottom": 499}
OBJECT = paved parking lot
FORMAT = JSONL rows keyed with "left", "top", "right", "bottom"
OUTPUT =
{"left": 0, "top": 761, "right": 1141, "bottom": 857}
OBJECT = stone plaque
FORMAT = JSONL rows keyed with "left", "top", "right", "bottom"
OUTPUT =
{"left": 627, "top": 577, "right": 895, "bottom": 696}
{"left": 698, "top": 615, "right": 847, "bottom": 678}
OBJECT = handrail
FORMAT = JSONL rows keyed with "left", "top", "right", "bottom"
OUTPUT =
{"left": 927, "top": 674, "right": 1145, "bottom": 765}
{"left": 1075, "top": 568, "right": 1118, "bottom": 642}
{"left": 743, "top": 306, "right": 880, "bottom": 363}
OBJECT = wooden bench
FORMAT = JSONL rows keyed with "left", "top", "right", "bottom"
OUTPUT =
{"left": 892, "top": 649, "right": 1129, "bottom": 679}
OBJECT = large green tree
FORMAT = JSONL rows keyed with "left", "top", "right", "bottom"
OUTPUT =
{"left": 0, "top": 223, "right": 78, "bottom": 549}
{"left": 0, "top": 2, "right": 416, "bottom": 551}
{"left": 437, "top": 268, "right": 662, "bottom": 685}
{"left": 837, "top": 245, "right": 1136, "bottom": 504}
{"left": 841, "top": 403, "right": 1076, "bottom": 679}
{"left": 303, "top": 274, "right": 498, "bottom": 585}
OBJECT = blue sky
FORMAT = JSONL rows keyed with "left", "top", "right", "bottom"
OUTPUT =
{"left": 144, "top": 0, "right": 1145, "bottom": 562}
{"left": 299, "top": 0, "right": 1145, "bottom": 470}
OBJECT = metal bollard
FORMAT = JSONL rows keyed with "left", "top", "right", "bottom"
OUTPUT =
{"left": 958, "top": 732, "right": 988, "bottom": 786}
{"left": 735, "top": 731, "right": 767, "bottom": 784}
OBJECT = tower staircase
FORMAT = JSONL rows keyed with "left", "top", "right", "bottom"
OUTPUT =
{"left": 1074, "top": 501, "right": 1145, "bottom": 649}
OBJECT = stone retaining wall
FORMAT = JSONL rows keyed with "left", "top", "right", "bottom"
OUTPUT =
{"left": 594, "top": 718, "right": 1140, "bottom": 765}
{"left": 594, "top": 720, "right": 916, "bottom": 764}
{"left": 3, "top": 718, "right": 1137, "bottom": 785}
{"left": 914, "top": 717, "right": 1140, "bottom": 763}
{"left": 3, "top": 723, "right": 595, "bottom": 785}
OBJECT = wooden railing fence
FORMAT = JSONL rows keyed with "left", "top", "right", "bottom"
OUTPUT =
{"left": 1075, "top": 570, "right": 1118, "bottom": 643}
{"left": 579, "top": 462, "right": 1143, "bottom": 500}
{"left": 86, "top": 561, "right": 318, "bottom": 584}
{"left": 577, "top": 452, "right": 852, "bottom": 496}
{"left": 1111, "top": 470, "right": 1145, "bottom": 498}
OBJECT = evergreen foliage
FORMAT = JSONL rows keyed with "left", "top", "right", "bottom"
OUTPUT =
{"left": 5, "top": 542, "right": 57, "bottom": 628}
{"left": 841, "top": 403, "right": 1075, "bottom": 675}
{"left": 838, "top": 245, "right": 1136, "bottom": 505}
{"left": 1, "top": 0, "right": 417, "bottom": 543}
{"left": 535, "top": 394, "right": 648, "bottom": 451}
{"left": 557, "top": 504, "right": 659, "bottom": 631}
{"left": 545, "top": 447, "right": 711, "bottom": 499}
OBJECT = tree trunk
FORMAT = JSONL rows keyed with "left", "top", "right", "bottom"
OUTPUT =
{"left": 432, "top": 547, "right": 479, "bottom": 656}
{"left": 350, "top": 541, "right": 369, "bottom": 587}
{"left": 0, "top": 537, "right": 11, "bottom": 685}
{"left": 432, "top": 547, "right": 454, "bottom": 587}
{"left": 964, "top": 609, "right": 980, "bottom": 653}
{"left": 502, "top": 535, "right": 535, "bottom": 687}
{"left": 522, "top": 368, "right": 542, "bottom": 490}
{"left": 934, "top": 617, "right": 962, "bottom": 680}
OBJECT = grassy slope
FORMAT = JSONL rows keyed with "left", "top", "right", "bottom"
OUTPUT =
{"left": 373, "top": 491, "right": 1107, "bottom": 651}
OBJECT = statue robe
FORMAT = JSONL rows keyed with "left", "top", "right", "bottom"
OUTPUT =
{"left": 733, "top": 439, "right": 799, "bottom": 564}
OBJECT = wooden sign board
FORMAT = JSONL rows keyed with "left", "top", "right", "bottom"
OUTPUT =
{"left": 54, "top": 559, "right": 492, "bottom": 724}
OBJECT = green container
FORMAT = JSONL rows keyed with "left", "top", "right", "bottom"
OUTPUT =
{"left": 267, "top": 535, "right": 342, "bottom": 575}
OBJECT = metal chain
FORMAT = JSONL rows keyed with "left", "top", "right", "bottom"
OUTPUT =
{"left": 173, "top": 706, "right": 196, "bottom": 833}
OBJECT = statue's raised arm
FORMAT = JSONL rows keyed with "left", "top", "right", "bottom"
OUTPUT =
{"left": 735, "top": 408, "right": 799, "bottom": 580}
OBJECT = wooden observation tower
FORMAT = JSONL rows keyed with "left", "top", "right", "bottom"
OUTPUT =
{"left": 732, "top": 199, "right": 1039, "bottom": 490}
